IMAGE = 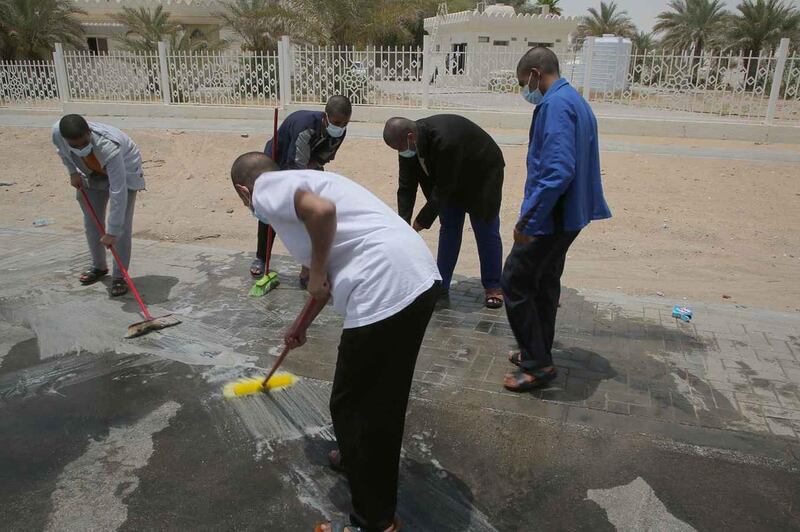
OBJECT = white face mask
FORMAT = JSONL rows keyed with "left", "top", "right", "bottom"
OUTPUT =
{"left": 70, "top": 143, "right": 93, "bottom": 157}
{"left": 326, "top": 113, "right": 346, "bottom": 138}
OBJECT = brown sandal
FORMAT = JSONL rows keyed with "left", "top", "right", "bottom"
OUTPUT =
{"left": 503, "top": 367, "right": 557, "bottom": 392}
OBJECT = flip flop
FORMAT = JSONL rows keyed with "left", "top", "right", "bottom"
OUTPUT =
{"left": 485, "top": 295, "right": 504, "bottom": 309}
{"left": 503, "top": 367, "right": 557, "bottom": 393}
{"left": 250, "top": 258, "right": 265, "bottom": 278}
{"left": 110, "top": 278, "right": 128, "bottom": 297}
{"left": 79, "top": 267, "right": 108, "bottom": 285}
{"left": 508, "top": 351, "right": 522, "bottom": 367}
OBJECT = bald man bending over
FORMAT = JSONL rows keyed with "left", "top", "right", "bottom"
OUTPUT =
{"left": 383, "top": 115, "right": 505, "bottom": 309}
{"left": 231, "top": 152, "right": 440, "bottom": 531}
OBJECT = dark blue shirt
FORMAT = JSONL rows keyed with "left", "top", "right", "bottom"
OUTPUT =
{"left": 518, "top": 78, "right": 611, "bottom": 236}
{"left": 264, "top": 110, "right": 345, "bottom": 170}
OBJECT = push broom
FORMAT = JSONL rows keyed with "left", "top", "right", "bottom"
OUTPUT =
{"left": 78, "top": 186, "right": 181, "bottom": 339}
{"left": 250, "top": 107, "right": 281, "bottom": 298}
{"left": 224, "top": 297, "right": 318, "bottom": 398}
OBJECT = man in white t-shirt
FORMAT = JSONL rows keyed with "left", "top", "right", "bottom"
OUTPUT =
{"left": 230, "top": 152, "right": 441, "bottom": 531}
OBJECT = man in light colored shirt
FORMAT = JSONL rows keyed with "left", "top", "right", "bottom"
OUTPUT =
{"left": 52, "top": 114, "right": 145, "bottom": 296}
{"left": 230, "top": 152, "right": 440, "bottom": 532}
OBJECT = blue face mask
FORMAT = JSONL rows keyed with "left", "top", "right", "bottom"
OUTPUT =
{"left": 325, "top": 114, "right": 346, "bottom": 138}
{"left": 398, "top": 138, "right": 416, "bottom": 158}
{"left": 522, "top": 71, "right": 544, "bottom": 105}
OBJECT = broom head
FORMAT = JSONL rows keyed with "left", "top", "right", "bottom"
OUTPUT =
{"left": 249, "top": 271, "right": 279, "bottom": 297}
{"left": 223, "top": 372, "right": 297, "bottom": 398}
{"left": 126, "top": 314, "right": 182, "bottom": 338}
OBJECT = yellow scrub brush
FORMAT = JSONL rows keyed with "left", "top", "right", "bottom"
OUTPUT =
{"left": 224, "top": 297, "right": 317, "bottom": 398}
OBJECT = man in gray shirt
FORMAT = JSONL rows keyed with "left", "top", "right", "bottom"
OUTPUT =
{"left": 52, "top": 114, "right": 145, "bottom": 296}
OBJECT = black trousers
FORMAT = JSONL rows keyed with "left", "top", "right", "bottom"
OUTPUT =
{"left": 501, "top": 231, "right": 579, "bottom": 370}
{"left": 256, "top": 221, "right": 276, "bottom": 262}
{"left": 330, "top": 282, "right": 439, "bottom": 531}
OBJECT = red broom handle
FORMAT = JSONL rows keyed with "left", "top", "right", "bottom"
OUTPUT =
{"left": 262, "top": 297, "right": 317, "bottom": 386}
{"left": 78, "top": 187, "right": 153, "bottom": 321}
{"left": 264, "top": 225, "right": 274, "bottom": 272}
{"left": 263, "top": 107, "right": 278, "bottom": 271}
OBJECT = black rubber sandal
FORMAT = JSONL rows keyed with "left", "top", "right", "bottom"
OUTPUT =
{"left": 110, "top": 278, "right": 128, "bottom": 297}
{"left": 508, "top": 351, "right": 522, "bottom": 367}
{"left": 504, "top": 367, "right": 557, "bottom": 393}
{"left": 485, "top": 295, "right": 504, "bottom": 309}
{"left": 79, "top": 268, "right": 108, "bottom": 285}
{"left": 250, "top": 258, "right": 265, "bottom": 278}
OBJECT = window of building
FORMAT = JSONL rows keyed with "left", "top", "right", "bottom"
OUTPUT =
{"left": 87, "top": 37, "right": 109, "bottom": 55}
{"left": 528, "top": 41, "right": 554, "bottom": 48}
{"left": 511, "top": 37, "right": 517, "bottom": 41}
{"left": 478, "top": 36, "right": 489, "bottom": 43}
{"left": 190, "top": 28, "right": 204, "bottom": 39}
{"left": 493, "top": 40, "right": 509, "bottom": 46}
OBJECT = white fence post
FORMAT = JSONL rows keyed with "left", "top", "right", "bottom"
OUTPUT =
{"left": 582, "top": 37, "right": 595, "bottom": 100}
{"left": 422, "top": 35, "right": 431, "bottom": 108}
{"left": 278, "top": 35, "right": 292, "bottom": 107}
{"left": 765, "top": 38, "right": 790, "bottom": 124}
{"left": 53, "top": 43, "right": 70, "bottom": 102}
{"left": 157, "top": 41, "right": 171, "bottom": 105}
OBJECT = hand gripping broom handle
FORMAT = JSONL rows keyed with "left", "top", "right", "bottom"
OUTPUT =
{"left": 78, "top": 186, "right": 153, "bottom": 321}
{"left": 262, "top": 297, "right": 317, "bottom": 387}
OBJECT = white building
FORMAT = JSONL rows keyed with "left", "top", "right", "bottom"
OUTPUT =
{"left": 423, "top": 3, "right": 580, "bottom": 57}
{"left": 422, "top": 3, "right": 580, "bottom": 91}
{"left": 71, "top": 0, "right": 234, "bottom": 53}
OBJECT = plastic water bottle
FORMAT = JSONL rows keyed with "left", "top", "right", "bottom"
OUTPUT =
{"left": 32, "top": 218, "right": 55, "bottom": 227}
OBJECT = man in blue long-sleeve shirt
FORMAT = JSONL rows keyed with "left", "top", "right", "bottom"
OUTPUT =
{"left": 502, "top": 47, "right": 612, "bottom": 392}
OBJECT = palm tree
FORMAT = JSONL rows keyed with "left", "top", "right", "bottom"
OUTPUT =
{"left": 0, "top": 0, "right": 85, "bottom": 60}
{"left": 536, "top": 0, "right": 563, "bottom": 16}
{"left": 728, "top": 0, "right": 800, "bottom": 54}
{"left": 112, "top": 6, "right": 226, "bottom": 52}
{"left": 653, "top": 0, "right": 728, "bottom": 55}
{"left": 216, "top": 0, "right": 299, "bottom": 52}
{"left": 291, "top": 0, "right": 429, "bottom": 47}
{"left": 728, "top": 0, "right": 800, "bottom": 90}
{"left": 632, "top": 31, "right": 658, "bottom": 52}
{"left": 577, "top": 1, "right": 637, "bottom": 40}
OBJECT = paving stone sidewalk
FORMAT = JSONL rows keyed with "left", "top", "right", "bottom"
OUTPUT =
{"left": 2, "top": 226, "right": 799, "bottom": 443}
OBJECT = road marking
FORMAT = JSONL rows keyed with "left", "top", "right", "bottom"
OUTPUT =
{"left": 45, "top": 401, "right": 181, "bottom": 532}
{"left": 587, "top": 476, "right": 696, "bottom": 531}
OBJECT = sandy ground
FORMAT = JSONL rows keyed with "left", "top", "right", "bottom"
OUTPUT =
{"left": 0, "top": 126, "right": 798, "bottom": 312}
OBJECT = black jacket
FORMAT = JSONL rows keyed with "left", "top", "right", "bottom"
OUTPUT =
{"left": 398, "top": 114, "right": 505, "bottom": 229}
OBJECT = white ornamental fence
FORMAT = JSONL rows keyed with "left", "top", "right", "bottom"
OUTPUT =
{"left": 0, "top": 60, "right": 60, "bottom": 108}
{"left": 0, "top": 36, "right": 798, "bottom": 125}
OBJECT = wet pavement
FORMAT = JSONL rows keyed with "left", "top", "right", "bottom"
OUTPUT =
{"left": 1, "top": 226, "right": 799, "bottom": 531}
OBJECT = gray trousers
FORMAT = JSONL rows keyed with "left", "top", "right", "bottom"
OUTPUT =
{"left": 76, "top": 188, "right": 137, "bottom": 280}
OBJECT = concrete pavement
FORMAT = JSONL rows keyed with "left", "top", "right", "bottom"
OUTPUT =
{"left": 3, "top": 110, "right": 800, "bottom": 164}
{"left": 1, "top": 226, "right": 799, "bottom": 530}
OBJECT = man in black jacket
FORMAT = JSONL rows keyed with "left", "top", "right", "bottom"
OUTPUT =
{"left": 383, "top": 115, "right": 505, "bottom": 308}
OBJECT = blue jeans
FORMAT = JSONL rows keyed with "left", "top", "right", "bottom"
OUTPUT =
{"left": 437, "top": 205, "right": 503, "bottom": 291}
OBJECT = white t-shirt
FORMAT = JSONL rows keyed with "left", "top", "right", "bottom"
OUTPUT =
{"left": 252, "top": 170, "right": 441, "bottom": 329}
